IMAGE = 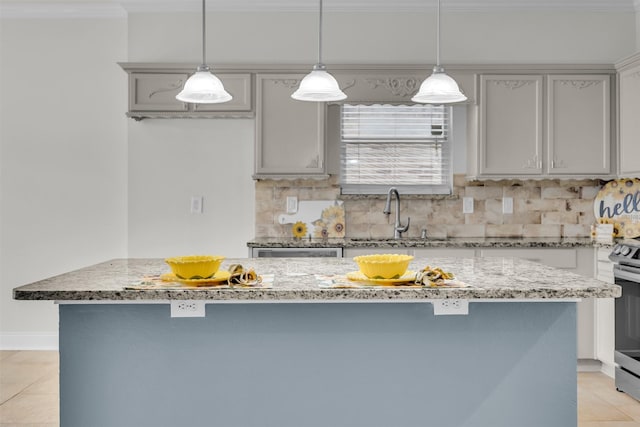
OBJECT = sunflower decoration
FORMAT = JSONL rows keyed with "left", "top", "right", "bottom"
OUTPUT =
{"left": 313, "top": 204, "right": 346, "bottom": 238}
{"left": 292, "top": 221, "right": 307, "bottom": 239}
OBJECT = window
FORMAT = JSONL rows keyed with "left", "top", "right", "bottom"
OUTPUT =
{"left": 340, "top": 104, "right": 452, "bottom": 195}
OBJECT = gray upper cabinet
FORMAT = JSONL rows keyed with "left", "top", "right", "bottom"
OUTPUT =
{"left": 471, "top": 71, "right": 614, "bottom": 179}
{"left": 617, "top": 53, "right": 640, "bottom": 177}
{"left": 547, "top": 75, "right": 610, "bottom": 175}
{"left": 254, "top": 74, "right": 326, "bottom": 178}
{"left": 119, "top": 64, "right": 253, "bottom": 120}
{"left": 129, "top": 73, "right": 190, "bottom": 113}
{"left": 478, "top": 75, "right": 544, "bottom": 176}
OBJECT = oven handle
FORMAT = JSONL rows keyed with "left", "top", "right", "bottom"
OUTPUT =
{"left": 613, "top": 264, "right": 640, "bottom": 283}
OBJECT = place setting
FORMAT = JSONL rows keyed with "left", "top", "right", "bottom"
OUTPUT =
{"left": 316, "top": 254, "right": 470, "bottom": 288}
{"left": 125, "top": 255, "right": 273, "bottom": 290}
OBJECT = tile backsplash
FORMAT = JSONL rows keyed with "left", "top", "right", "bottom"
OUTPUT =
{"left": 255, "top": 175, "right": 602, "bottom": 240}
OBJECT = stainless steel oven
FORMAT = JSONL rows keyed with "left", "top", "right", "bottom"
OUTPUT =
{"left": 610, "top": 242, "right": 640, "bottom": 401}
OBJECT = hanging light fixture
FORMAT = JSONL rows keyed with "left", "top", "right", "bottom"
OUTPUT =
{"left": 292, "top": 0, "right": 346, "bottom": 102}
{"left": 412, "top": 0, "right": 467, "bottom": 104}
{"left": 176, "top": 0, "right": 232, "bottom": 104}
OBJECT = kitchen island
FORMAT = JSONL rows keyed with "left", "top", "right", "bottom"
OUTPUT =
{"left": 14, "top": 257, "right": 620, "bottom": 427}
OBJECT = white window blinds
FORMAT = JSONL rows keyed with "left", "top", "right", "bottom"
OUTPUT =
{"left": 340, "top": 104, "right": 452, "bottom": 195}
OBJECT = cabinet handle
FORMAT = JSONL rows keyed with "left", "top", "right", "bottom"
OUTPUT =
{"left": 552, "top": 158, "right": 567, "bottom": 169}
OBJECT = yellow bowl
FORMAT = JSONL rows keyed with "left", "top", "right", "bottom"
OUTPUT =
{"left": 165, "top": 255, "right": 225, "bottom": 280}
{"left": 353, "top": 254, "right": 414, "bottom": 279}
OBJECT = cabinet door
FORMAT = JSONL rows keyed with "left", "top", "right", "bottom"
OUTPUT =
{"left": 130, "top": 73, "right": 189, "bottom": 112}
{"left": 255, "top": 74, "right": 326, "bottom": 177}
{"left": 479, "top": 75, "right": 543, "bottom": 175}
{"left": 547, "top": 75, "right": 610, "bottom": 175}
{"left": 412, "top": 248, "right": 476, "bottom": 258}
{"left": 619, "top": 62, "right": 640, "bottom": 176}
{"left": 344, "top": 248, "right": 412, "bottom": 257}
{"left": 479, "top": 248, "right": 577, "bottom": 268}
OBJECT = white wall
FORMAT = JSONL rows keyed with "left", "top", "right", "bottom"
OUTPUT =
{"left": 0, "top": 18, "right": 128, "bottom": 348}
{"left": 128, "top": 11, "right": 636, "bottom": 64}
{"left": 127, "top": 119, "right": 255, "bottom": 257}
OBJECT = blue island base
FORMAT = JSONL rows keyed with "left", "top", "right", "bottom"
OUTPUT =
{"left": 59, "top": 302, "right": 576, "bottom": 427}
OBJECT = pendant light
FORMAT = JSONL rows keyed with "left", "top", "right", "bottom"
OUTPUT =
{"left": 176, "top": 0, "right": 232, "bottom": 104}
{"left": 291, "top": 0, "right": 346, "bottom": 102}
{"left": 412, "top": 0, "right": 467, "bottom": 104}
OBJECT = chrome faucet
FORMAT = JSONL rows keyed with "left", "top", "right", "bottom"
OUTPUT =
{"left": 383, "top": 187, "right": 410, "bottom": 239}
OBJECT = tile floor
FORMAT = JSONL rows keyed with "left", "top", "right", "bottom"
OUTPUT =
{"left": 1, "top": 351, "right": 640, "bottom": 426}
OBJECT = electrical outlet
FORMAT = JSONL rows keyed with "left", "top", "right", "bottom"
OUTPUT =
{"left": 171, "top": 301, "right": 206, "bottom": 318}
{"left": 286, "top": 196, "right": 298, "bottom": 214}
{"left": 503, "top": 197, "right": 513, "bottom": 214}
{"left": 190, "top": 196, "right": 203, "bottom": 214}
{"left": 432, "top": 300, "right": 469, "bottom": 316}
{"left": 462, "top": 197, "right": 474, "bottom": 214}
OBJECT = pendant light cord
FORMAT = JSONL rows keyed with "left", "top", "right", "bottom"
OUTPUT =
{"left": 318, "top": 0, "right": 323, "bottom": 65}
{"left": 436, "top": 0, "right": 441, "bottom": 67}
{"left": 201, "top": 0, "right": 207, "bottom": 67}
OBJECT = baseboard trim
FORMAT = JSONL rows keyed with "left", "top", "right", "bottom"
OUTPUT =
{"left": 578, "top": 358, "right": 616, "bottom": 378}
{"left": 600, "top": 361, "right": 616, "bottom": 379}
{"left": 578, "top": 358, "right": 603, "bottom": 372}
{"left": 0, "top": 332, "right": 58, "bottom": 350}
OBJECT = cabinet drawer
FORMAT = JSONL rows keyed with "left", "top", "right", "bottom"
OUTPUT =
{"left": 412, "top": 248, "right": 476, "bottom": 258}
{"left": 344, "top": 248, "right": 412, "bottom": 257}
{"left": 479, "top": 248, "right": 577, "bottom": 269}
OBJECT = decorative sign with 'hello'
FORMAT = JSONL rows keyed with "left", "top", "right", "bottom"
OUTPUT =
{"left": 594, "top": 178, "right": 640, "bottom": 238}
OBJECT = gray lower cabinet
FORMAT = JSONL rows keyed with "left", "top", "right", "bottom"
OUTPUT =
{"left": 617, "top": 52, "right": 640, "bottom": 177}
{"left": 595, "top": 247, "right": 615, "bottom": 376}
{"left": 119, "top": 64, "right": 253, "bottom": 120}
{"left": 344, "top": 248, "right": 412, "bottom": 257}
{"left": 471, "top": 72, "right": 614, "bottom": 179}
{"left": 254, "top": 74, "right": 326, "bottom": 178}
{"left": 347, "top": 246, "right": 598, "bottom": 361}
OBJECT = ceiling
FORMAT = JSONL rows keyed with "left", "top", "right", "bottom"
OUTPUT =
{"left": 0, "top": 0, "right": 638, "bottom": 18}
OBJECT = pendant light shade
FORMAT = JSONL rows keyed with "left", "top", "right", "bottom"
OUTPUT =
{"left": 412, "top": 0, "right": 466, "bottom": 104}
{"left": 292, "top": 65, "right": 347, "bottom": 102}
{"left": 411, "top": 66, "right": 467, "bottom": 104}
{"left": 292, "top": 0, "right": 346, "bottom": 102}
{"left": 176, "top": 67, "right": 232, "bottom": 104}
{"left": 176, "top": 0, "right": 231, "bottom": 104}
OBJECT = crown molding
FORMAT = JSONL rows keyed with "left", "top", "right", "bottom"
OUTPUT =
{"left": 0, "top": 0, "right": 636, "bottom": 19}
{"left": 0, "top": 3, "right": 126, "bottom": 19}
{"left": 121, "top": 0, "right": 638, "bottom": 13}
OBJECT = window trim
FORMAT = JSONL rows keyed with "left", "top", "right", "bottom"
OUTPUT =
{"left": 339, "top": 104, "right": 453, "bottom": 196}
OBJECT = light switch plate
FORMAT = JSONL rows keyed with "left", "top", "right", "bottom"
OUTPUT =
{"left": 190, "top": 196, "right": 203, "bottom": 214}
{"left": 503, "top": 197, "right": 514, "bottom": 214}
{"left": 286, "top": 196, "right": 298, "bottom": 214}
{"left": 462, "top": 197, "right": 474, "bottom": 214}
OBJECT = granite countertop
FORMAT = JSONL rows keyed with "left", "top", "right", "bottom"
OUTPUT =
{"left": 247, "top": 237, "right": 609, "bottom": 249}
{"left": 13, "top": 257, "right": 620, "bottom": 302}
